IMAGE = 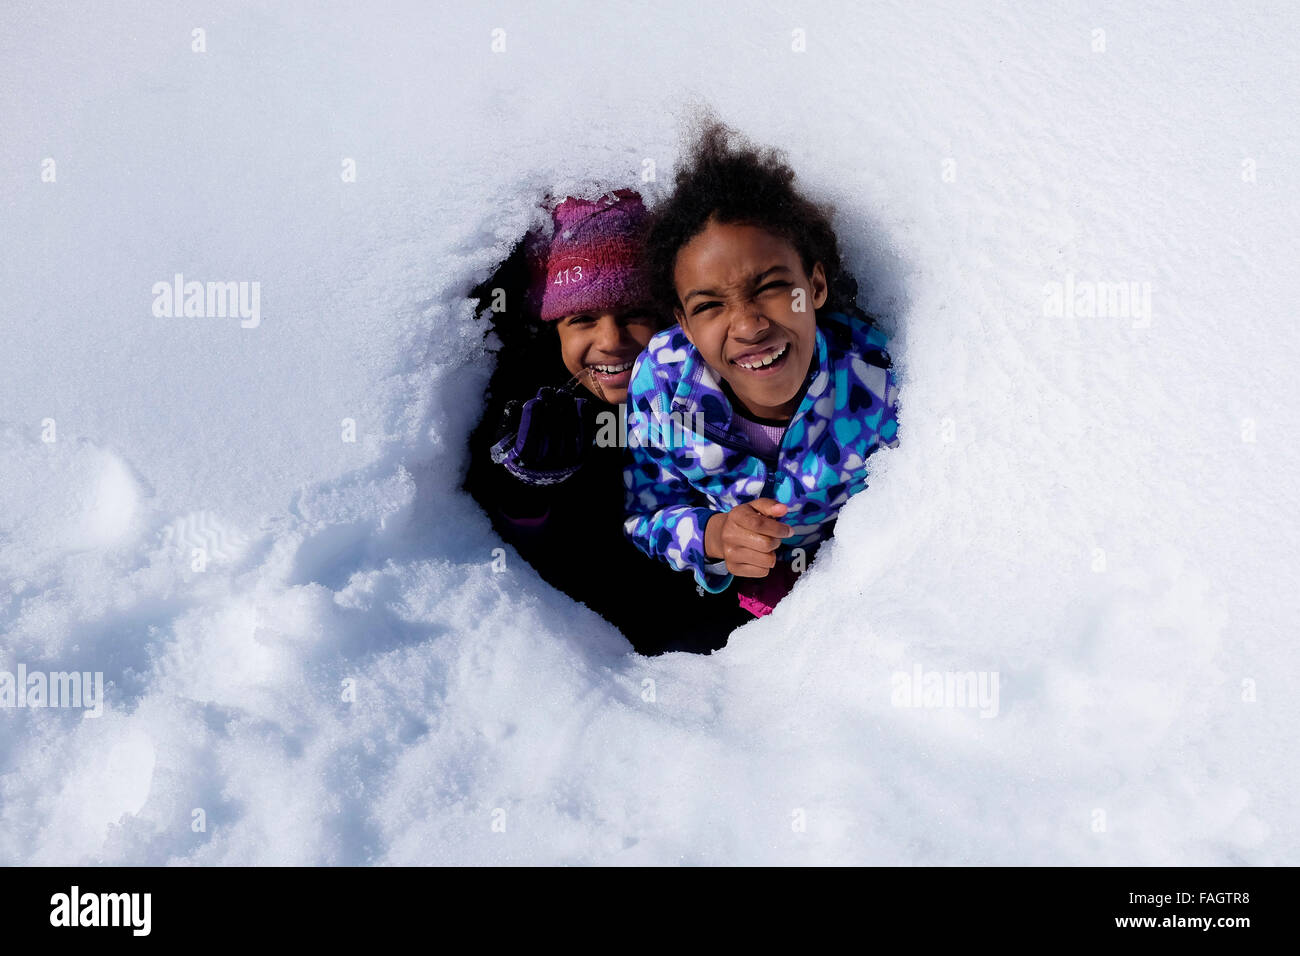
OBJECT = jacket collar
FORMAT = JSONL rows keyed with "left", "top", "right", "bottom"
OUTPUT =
{"left": 670, "top": 324, "right": 830, "bottom": 432}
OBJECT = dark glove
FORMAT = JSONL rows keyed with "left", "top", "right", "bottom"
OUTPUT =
{"left": 489, "top": 386, "right": 592, "bottom": 486}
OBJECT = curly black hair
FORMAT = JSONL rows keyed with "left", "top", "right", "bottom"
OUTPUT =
{"left": 645, "top": 120, "right": 857, "bottom": 315}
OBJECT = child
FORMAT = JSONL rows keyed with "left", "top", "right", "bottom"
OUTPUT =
{"left": 464, "top": 189, "right": 753, "bottom": 653}
{"left": 623, "top": 124, "right": 901, "bottom": 616}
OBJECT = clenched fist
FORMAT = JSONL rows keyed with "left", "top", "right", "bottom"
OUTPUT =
{"left": 703, "top": 498, "right": 793, "bottom": 578}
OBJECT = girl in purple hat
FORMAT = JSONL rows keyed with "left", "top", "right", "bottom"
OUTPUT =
{"left": 464, "top": 189, "right": 753, "bottom": 654}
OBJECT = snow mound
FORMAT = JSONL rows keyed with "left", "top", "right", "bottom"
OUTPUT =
{"left": 2, "top": 0, "right": 1297, "bottom": 864}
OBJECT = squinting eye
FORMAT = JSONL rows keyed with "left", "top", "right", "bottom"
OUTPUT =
{"left": 692, "top": 302, "right": 722, "bottom": 316}
{"left": 758, "top": 281, "right": 791, "bottom": 294}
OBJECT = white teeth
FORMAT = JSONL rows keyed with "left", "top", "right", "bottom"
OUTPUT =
{"left": 735, "top": 343, "right": 788, "bottom": 370}
{"left": 591, "top": 361, "right": 633, "bottom": 374}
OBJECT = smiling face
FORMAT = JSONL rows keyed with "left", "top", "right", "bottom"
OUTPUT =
{"left": 554, "top": 306, "right": 660, "bottom": 404}
{"left": 672, "top": 220, "right": 827, "bottom": 421}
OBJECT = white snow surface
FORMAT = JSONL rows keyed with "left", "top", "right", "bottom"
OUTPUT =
{"left": 2, "top": 0, "right": 1297, "bottom": 864}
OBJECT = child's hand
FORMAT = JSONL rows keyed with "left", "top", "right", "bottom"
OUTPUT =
{"left": 489, "top": 387, "right": 591, "bottom": 486}
{"left": 704, "top": 499, "right": 793, "bottom": 578}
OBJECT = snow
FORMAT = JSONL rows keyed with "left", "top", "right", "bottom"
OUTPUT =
{"left": 2, "top": 0, "right": 1297, "bottom": 864}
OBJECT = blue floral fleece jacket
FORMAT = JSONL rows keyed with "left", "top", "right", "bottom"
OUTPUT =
{"left": 623, "top": 308, "right": 901, "bottom": 593}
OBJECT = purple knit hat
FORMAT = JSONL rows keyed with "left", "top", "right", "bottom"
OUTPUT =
{"left": 532, "top": 189, "right": 653, "bottom": 321}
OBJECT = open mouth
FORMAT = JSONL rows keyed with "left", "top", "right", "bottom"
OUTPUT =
{"left": 585, "top": 359, "right": 636, "bottom": 392}
{"left": 731, "top": 342, "right": 790, "bottom": 374}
